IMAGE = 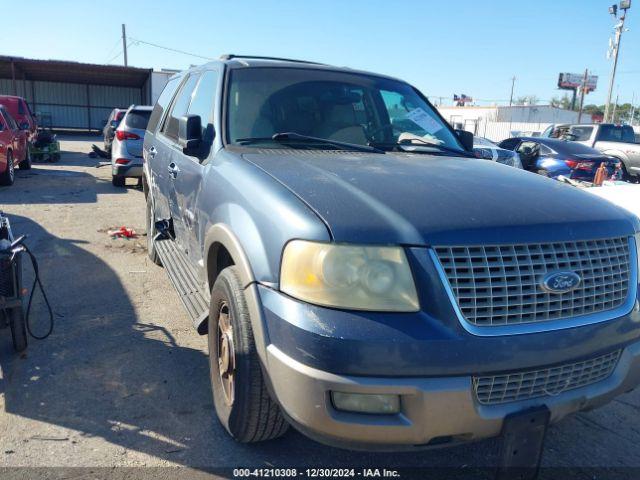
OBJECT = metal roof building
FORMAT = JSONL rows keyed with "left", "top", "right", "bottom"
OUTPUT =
{"left": 0, "top": 56, "right": 153, "bottom": 131}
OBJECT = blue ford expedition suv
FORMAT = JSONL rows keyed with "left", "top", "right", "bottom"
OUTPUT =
{"left": 143, "top": 55, "right": 640, "bottom": 452}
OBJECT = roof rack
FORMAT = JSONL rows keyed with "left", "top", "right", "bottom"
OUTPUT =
{"left": 219, "top": 54, "right": 326, "bottom": 66}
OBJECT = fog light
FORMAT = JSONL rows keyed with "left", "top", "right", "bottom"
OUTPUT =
{"left": 331, "top": 392, "right": 400, "bottom": 414}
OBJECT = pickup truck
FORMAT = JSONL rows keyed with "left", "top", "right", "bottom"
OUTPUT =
{"left": 541, "top": 123, "right": 640, "bottom": 182}
{"left": 143, "top": 56, "right": 640, "bottom": 454}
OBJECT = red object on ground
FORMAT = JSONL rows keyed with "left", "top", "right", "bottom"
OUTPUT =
{"left": 108, "top": 226, "right": 138, "bottom": 238}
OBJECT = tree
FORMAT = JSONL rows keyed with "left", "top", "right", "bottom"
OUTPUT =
{"left": 550, "top": 94, "right": 574, "bottom": 110}
{"left": 515, "top": 95, "right": 539, "bottom": 106}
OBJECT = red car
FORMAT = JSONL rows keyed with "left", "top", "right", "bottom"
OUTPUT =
{"left": 0, "top": 95, "right": 37, "bottom": 143}
{"left": 0, "top": 106, "right": 30, "bottom": 186}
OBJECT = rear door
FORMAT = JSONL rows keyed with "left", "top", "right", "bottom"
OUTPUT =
{"left": 155, "top": 74, "right": 200, "bottom": 248}
{"left": 171, "top": 69, "right": 220, "bottom": 272}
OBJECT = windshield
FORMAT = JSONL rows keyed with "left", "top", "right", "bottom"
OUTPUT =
{"left": 226, "top": 67, "right": 464, "bottom": 152}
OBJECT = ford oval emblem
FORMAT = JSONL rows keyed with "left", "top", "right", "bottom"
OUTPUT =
{"left": 541, "top": 271, "right": 582, "bottom": 294}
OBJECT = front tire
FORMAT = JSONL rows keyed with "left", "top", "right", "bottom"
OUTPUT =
{"left": 208, "top": 266, "right": 288, "bottom": 443}
{"left": 0, "top": 151, "right": 15, "bottom": 186}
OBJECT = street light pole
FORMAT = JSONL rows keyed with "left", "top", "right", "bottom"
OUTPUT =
{"left": 604, "top": 3, "right": 630, "bottom": 122}
{"left": 122, "top": 24, "right": 128, "bottom": 67}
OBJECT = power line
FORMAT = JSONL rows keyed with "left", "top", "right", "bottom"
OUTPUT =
{"left": 104, "top": 38, "right": 122, "bottom": 63}
{"left": 128, "top": 36, "right": 214, "bottom": 61}
{"left": 106, "top": 40, "right": 135, "bottom": 64}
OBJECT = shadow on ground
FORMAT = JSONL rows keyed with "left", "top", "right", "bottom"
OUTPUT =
{"left": 0, "top": 214, "right": 500, "bottom": 477}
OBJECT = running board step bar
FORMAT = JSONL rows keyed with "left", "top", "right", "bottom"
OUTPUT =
{"left": 155, "top": 238, "right": 209, "bottom": 334}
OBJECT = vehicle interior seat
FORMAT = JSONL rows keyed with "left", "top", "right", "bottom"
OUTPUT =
{"left": 315, "top": 103, "right": 367, "bottom": 145}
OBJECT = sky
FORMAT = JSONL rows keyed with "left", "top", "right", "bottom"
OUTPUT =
{"left": 4, "top": 0, "right": 639, "bottom": 107}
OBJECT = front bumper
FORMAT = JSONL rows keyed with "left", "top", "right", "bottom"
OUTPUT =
{"left": 266, "top": 339, "right": 640, "bottom": 451}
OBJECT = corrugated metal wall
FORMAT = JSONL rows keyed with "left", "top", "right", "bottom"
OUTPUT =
{"left": 0, "top": 78, "right": 145, "bottom": 130}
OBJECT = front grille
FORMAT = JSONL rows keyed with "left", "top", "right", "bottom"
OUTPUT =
{"left": 434, "top": 237, "right": 632, "bottom": 327}
{"left": 473, "top": 350, "right": 621, "bottom": 405}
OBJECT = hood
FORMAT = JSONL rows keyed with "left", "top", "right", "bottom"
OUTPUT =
{"left": 243, "top": 150, "right": 639, "bottom": 245}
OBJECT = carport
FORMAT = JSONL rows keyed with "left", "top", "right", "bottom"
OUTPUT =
{"left": 0, "top": 56, "right": 152, "bottom": 131}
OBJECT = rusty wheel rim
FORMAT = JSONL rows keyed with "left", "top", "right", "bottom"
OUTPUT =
{"left": 217, "top": 301, "right": 235, "bottom": 406}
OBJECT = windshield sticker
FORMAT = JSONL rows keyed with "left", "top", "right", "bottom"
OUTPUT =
{"left": 405, "top": 108, "right": 443, "bottom": 134}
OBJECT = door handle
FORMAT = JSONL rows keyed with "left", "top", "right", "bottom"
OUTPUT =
{"left": 147, "top": 146, "right": 157, "bottom": 159}
{"left": 168, "top": 162, "right": 180, "bottom": 179}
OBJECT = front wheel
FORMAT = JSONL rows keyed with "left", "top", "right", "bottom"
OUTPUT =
{"left": 208, "top": 266, "right": 289, "bottom": 443}
{"left": 621, "top": 162, "right": 638, "bottom": 183}
{"left": 9, "top": 307, "right": 28, "bottom": 352}
{"left": 0, "top": 151, "right": 15, "bottom": 186}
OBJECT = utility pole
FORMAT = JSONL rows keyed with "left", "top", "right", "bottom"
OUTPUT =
{"left": 577, "top": 68, "right": 589, "bottom": 123}
{"left": 612, "top": 94, "right": 619, "bottom": 122}
{"left": 604, "top": 2, "right": 631, "bottom": 123}
{"left": 630, "top": 92, "right": 636, "bottom": 125}
{"left": 121, "top": 24, "right": 128, "bottom": 67}
{"left": 509, "top": 76, "right": 516, "bottom": 106}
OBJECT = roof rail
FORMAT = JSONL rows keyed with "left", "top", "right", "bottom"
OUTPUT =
{"left": 219, "top": 54, "right": 326, "bottom": 65}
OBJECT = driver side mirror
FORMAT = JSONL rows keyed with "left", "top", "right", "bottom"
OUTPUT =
{"left": 19, "top": 121, "right": 29, "bottom": 130}
{"left": 455, "top": 129, "right": 474, "bottom": 152}
{"left": 178, "top": 115, "right": 203, "bottom": 157}
{"left": 109, "top": 120, "right": 118, "bottom": 130}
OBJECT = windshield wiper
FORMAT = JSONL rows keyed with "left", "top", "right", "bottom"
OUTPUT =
{"left": 370, "top": 138, "right": 475, "bottom": 158}
{"left": 235, "top": 132, "right": 384, "bottom": 154}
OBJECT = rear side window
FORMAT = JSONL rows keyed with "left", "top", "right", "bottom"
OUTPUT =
{"left": 147, "top": 77, "right": 180, "bottom": 133}
{"left": 125, "top": 110, "right": 151, "bottom": 129}
{"left": 598, "top": 125, "right": 636, "bottom": 143}
{"left": 18, "top": 100, "right": 25, "bottom": 115}
{"left": 161, "top": 74, "right": 200, "bottom": 140}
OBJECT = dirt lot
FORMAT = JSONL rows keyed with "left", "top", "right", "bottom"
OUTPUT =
{"left": 1, "top": 136, "right": 640, "bottom": 478}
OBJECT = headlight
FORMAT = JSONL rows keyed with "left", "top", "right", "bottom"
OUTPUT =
{"left": 280, "top": 240, "right": 419, "bottom": 312}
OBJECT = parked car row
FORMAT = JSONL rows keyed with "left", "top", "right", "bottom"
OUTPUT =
{"left": 140, "top": 55, "right": 640, "bottom": 456}
{"left": 541, "top": 123, "right": 640, "bottom": 182}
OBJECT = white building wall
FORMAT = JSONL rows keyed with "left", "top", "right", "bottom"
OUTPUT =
{"left": 151, "top": 70, "right": 178, "bottom": 104}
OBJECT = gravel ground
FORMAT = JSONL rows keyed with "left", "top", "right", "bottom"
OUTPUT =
{"left": 0, "top": 136, "right": 639, "bottom": 479}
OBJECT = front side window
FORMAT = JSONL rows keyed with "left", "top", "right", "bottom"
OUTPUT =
{"left": 187, "top": 70, "right": 219, "bottom": 140}
{"left": 162, "top": 74, "right": 200, "bottom": 140}
{"left": 147, "top": 77, "right": 180, "bottom": 133}
{"left": 226, "top": 67, "right": 464, "bottom": 153}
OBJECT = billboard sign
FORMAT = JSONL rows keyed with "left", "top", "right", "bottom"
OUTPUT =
{"left": 558, "top": 73, "right": 598, "bottom": 92}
